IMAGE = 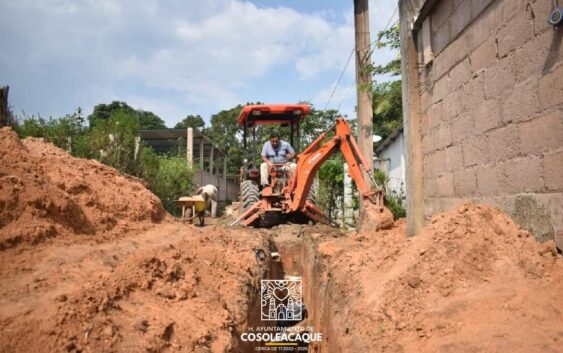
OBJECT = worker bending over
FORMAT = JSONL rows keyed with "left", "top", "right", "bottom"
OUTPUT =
{"left": 196, "top": 184, "right": 218, "bottom": 217}
{"left": 260, "top": 132, "right": 296, "bottom": 187}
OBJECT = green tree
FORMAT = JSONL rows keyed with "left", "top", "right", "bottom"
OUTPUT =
{"left": 207, "top": 105, "right": 244, "bottom": 174}
{"left": 88, "top": 101, "right": 134, "bottom": 127}
{"left": 369, "top": 24, "right": 403, "bottom": 142}
{"left": 137, "top": 110, "right": 167, "bottom": 130}
{"left": 174, "top": 115, "right": 205, "bottom": 130}
{"left": 140, "top": 146, "right": 196, "bottom": 214}
{"left": 317, "top": 158, "right": 345, "bottom": 219}
{"left": 89, "top": 108, "right": 140, "bottom": 175}
{"left": 88, "top": 101, "right": 166, "bottom": 130}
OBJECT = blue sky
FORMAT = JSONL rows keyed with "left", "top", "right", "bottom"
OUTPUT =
{"left": 0, "top": 0, "right": 399, "bottom": 127}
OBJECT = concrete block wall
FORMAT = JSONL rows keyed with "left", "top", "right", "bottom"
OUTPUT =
{"left": 402, "top": 0, "right": 563, "bottom": 246}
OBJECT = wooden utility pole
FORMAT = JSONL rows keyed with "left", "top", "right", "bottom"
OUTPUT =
{"left": 0, "top": 86, "right": 10, "bottom": 127}
{"left": 354, "top": 0, "right": 374, "bottom": 218}
{"left": 354, "top": 0, "right": 374, "bottom": 175}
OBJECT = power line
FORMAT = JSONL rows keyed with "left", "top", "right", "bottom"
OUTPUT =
{"left": 323, "top": 47, "right": 354, "bottom": 110}
{"left": 323, "top": 4, "right": 399, "bottom": 112}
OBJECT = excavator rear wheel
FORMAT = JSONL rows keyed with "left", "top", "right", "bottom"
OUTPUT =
{"left": 240, "top": 180, "right": 260, "bottom": 214}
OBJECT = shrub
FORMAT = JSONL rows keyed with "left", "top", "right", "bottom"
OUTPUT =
{"left": 374, "top": 170, "right": 406, "bottom": 220}
{"left": 141, "top": 147, "right": 196, "bottom": 215}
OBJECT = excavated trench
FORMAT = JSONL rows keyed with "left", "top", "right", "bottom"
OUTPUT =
{"left": 231, "top": 228, "right": 346, "bottom": 353}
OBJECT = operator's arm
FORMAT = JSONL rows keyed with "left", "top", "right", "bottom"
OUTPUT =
{"left": 285, "top": 142, "right": 296, "bottom": 161}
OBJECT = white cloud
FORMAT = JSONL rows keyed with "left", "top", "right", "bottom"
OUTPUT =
{"left": 0, "top": 0, "right": 399, "bottom": 125}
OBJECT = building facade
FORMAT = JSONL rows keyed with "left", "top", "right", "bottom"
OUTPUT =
{"left": 399, "top": 0, "right": 563, "bottom": 248}
{"left": 375, "top": 127, "right": 406, "bottom": 196}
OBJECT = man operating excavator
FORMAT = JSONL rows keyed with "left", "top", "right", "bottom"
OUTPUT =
{"left": 260, "top": 132, "right": 296, "bottom": 188}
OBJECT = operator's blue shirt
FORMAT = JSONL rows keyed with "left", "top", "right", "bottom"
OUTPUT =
{"left": 261, "top": 140, "right": 295, "bottom": 164}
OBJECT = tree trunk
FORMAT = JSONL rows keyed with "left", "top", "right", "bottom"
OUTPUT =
{"left": 0, "top": 86, "right": 11, "bottom": 127}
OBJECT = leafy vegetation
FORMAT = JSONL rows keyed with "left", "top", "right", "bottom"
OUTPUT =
{"left": 14, "top": 105, "right": 195, "bottom": 215}
{"left": 140, "top": 147, "right": 196, "bottom": 215}
{"left": 374, "top": 170, "right": 406, "bottom": 220}
{"left": 88, "top": 101, "right": 166, "bottom": 130}
{"left": 174, "top": 115, "right": 205, "bottom": 130}
{"left": 317, "top": 158, "right": 345, "bottom": 219}
{"left": 369, "top": 23, "right": 403, "bottom": 142}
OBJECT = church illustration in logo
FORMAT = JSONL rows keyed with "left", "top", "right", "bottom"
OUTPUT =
{"left": 261, "top": 279, "right": 302, "bottom": 321}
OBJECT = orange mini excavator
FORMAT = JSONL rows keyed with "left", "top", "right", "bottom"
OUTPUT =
{"left": 232, "top": 104, "right": 385, "bottom": 227}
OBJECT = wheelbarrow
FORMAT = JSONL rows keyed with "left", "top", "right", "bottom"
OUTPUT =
{"left": 176, "top": 195, "right": 207, "bottom": 226}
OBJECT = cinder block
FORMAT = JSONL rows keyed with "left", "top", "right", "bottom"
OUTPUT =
{"left": 484, "top": 59, "right": 516, "bottom": 99}
{"left": 432, "top": 74, "right": 450, "bottom": 104}
{"left": 436, "top": 172, "right": 455, "bottom": 197}
{"left": 460, "top": 74, "right": 486, "bottom": 113}
{"left": 538, "top": 63, "right": 563, "bottom": 109}
{"left": 449, "top": 58, "right": 472, "bottom": 90}
{"left": 426, "top": 101, "right": 444, "bottom": 131}
{"left": 443, "top": 89, "right": 465, "bottom": 119}
{"left": 432, "top": 20, "right": 452, "bottom": 54}
{"left": 424, "top": 176, "right": 439, "bottom": 198}
{"left": 454, "top": 168, "right": 478, "bottom": 196}
{"left": 489, "top": 0, "right": 528, "bottom": 27}
{"left": 511, "top": 29, "right": 553, "bottom": 83}
{"left": 453, "top": 0, "right": 466, "bottom": 9}
{"left": 432, "top": 0, "right": 454, "bottom": 32}
{"left": 471, "top": 0, "right": 495, "bottom": 18}
{"left": 464, "top": 0, "right": 499, "bottom": 52}
{"left": 435, "top": 123, "right": 453, "bottom": 150}
{"left": 544, "top": 150, "right": 563, "bottom": 191}
{"left": 422, "top": 133, "right": 432, "bottom": 155}
{"left": 476, "top": 164, "right": 502, "bottom": 195}
{"left": 531, "top": 0, "right": 556, "bottom": 35}
{"left": 502, "top": 156, "right": 544, "bottom": 193}
{"left": 452, "top": 112, "right": 475, "bottom": 143}
{"left": 502, "top": 77, "right": 539, "bottom": 123}
{"left": 486, "top": 124, "right": 520, "bottom": 163}
{"left": 451, "top": 0, "right": 474, "bottom": 39}
{"left": 470, "top": 37, "right": 497, "bottom": 73}
{"left": 474, "top": 99, "right": 503, "bottom": 133}
{"left": 462, "top": 137, "right": 487, "bottom": 167}
{"left": 424, "top": 150, "right": 443, "bottom": 178}
{"left": 519, "top": 109, "right": 563, "bottom": 155}
{"left": 421, "top": 91, "right": 432, "bottom": 111}
{"left": 444, "top": 144, "right": 464, "bottom": 172}
{"left": 433, "top": 37, "right": 467, "bottom": 79}
{"left": 496, "top": 10, "right": 533, "bottom": 58}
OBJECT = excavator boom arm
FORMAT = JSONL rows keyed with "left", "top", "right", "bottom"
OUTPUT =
{"left": 288, "top": 117, "right": 383, "bottom": 211}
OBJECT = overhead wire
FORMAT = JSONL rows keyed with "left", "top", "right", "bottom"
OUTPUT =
{"left": 331, "top": 5, "right": 399, "bottom": 112}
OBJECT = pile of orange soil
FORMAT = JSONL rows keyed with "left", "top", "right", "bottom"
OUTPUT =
{"left": 318, "top": 202, "right": 563, "bottom": 353}
{"left": 0, "top": 223, "right": 267, "bottom": 353}
{"left": 0, "top": 127, "right": 169, "bottom": 249}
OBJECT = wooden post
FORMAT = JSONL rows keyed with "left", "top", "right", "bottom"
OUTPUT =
{"left": 209, "top": 146, "right": 214, "bottom": 174}
{"left": 354, "top": 0, "right": 374, "bottom": 220}
{"left": 0, "top": 86, "right": 10, "bottom": 127}
{"left": 199, "top": 138, "right": 204, "bottom": 171}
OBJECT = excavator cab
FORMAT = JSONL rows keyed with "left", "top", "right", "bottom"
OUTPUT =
{"left": 238, "top": 104, "right": 309, "bottom": 180}
{"left": 237, "top": 104, "right": 311, "bottom": 217}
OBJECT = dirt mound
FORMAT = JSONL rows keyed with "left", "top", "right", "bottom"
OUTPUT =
{"left": 0, "top": 127, "right": 168, "bottom": 249}
{"left": 0, "top": 223, "right": 267, "bottom": 353}
{"left": 317, "top": 202, "right": 563, "bottom": 352}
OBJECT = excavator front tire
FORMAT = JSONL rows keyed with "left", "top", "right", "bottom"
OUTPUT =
{"left": 240, "top": 180, "right": 260, "bottom": 214}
